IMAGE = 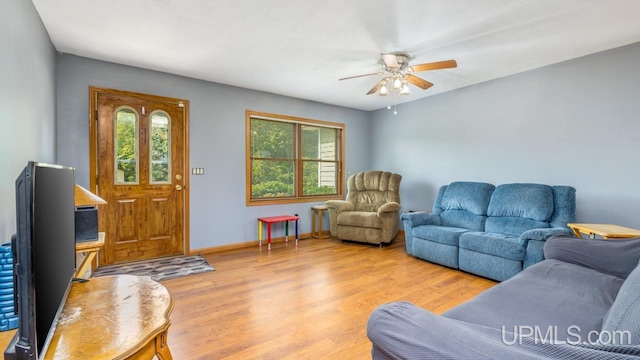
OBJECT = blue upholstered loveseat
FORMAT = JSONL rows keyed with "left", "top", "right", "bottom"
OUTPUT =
{"left": 401, "top": 182, "right": 576, "bottom": 281}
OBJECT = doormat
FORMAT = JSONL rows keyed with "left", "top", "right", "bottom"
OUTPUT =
{"left": 91, "top": 255, "right": 215, "bottom": 281}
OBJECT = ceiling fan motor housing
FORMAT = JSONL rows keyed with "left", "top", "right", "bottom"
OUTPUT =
{"left": 382, "top": 54, "right": 411, "bottom": 73}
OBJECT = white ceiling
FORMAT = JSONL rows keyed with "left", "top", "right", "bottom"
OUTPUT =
{"left": 32, "top": 0, "right": 640, "bottom": 111}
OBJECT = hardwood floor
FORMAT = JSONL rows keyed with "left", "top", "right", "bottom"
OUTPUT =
{"left": 163, "top": 235, "right": 496, "bottom": 359}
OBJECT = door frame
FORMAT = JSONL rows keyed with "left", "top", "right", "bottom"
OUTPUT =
{"left": 88, "top": 86, "right": 191, "bottom": 256}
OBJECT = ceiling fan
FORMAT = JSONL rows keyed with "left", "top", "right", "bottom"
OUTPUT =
{"left": 339, "top": 53, "right": 457, "bottom": 96}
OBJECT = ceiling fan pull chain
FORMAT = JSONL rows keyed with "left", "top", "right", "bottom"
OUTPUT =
{"left": 393, "top": 92, "right": 398, "bottom": 115}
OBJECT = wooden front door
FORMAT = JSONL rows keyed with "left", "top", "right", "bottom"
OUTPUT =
{"left": 90, "top": 87, "right": 189, "bottom": 265}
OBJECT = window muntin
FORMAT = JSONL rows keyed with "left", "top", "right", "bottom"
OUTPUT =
{"left": 115, "top": 107, "right": 139, "bottom": 184}
{"left": 150, "top": 111, "right": 171, "bottom": 184}
{"left": 247, "top": 111, "right": 344, "bottom": 204}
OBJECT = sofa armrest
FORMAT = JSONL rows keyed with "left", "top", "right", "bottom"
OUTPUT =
{"left": 399, "top": 211, "right": 441, "bottom": 227}
{"left": 543, "top": 235, "right": 640, "bottom": 279}
{"left": 367, "top": 302, "right": 639, "bottom": 359}
{"left": 520, "top": 228, "right": 576, "bottom": 268}
{"left": 324, "top": 200, "right": 354, "bottom": 213}
{"left": 369, "top": 302, "right": 515, "bottom": 359}
{"left": 377, "top": 202, "right": 400, "bottom": 215}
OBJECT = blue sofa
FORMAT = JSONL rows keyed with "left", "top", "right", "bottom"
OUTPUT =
{"left": 401, "top": 182, "right": 576, "bottom": 281}
{"left": 367, "top": 236, "right": 640, "bottom": 359}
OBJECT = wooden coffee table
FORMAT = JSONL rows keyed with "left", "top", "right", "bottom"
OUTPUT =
{"left": 46, "top": 275, "right": 173, "bottom": 359}
{"left": 567, "top": 223, "right": 640, "bottom": 239}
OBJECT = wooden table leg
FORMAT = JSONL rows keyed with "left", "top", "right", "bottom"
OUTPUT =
{"left": 318, "top": 208, "right": 323, "bottom": 240}
{"left": 75, "top": 251, "right": 97, "bottom": 279}
{"left": 258, "top": 220, "right": 263, "bottom": 247}
{"left": 155, "top": 330, "right": 173, "bottom": 360}
{"left": 285, "top": 221, "right": 289, "bottom": 243}
{"left": 311, "top": 208, "right": 317, "bottom": 238}
{"left": 570, "top": 228, "right": 582, "bottom": 238}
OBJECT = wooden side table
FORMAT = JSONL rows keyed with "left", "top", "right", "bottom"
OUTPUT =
{"left": 311, "top": 205, "right": 328, "bottom": 240}
{"left": 567, "top": 223, "right": 640, "bottom": 239}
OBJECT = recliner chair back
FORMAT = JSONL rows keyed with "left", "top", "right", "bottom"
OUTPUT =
{"left": 346, "top": 171, "right": 401, "bottom": 210}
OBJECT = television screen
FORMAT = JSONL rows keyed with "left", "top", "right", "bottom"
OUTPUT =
{"left": 5, "top": 162, "right": 76, "bottom": 360}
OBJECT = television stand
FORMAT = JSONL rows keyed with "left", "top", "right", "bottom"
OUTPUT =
{"left": 46, "top": 274, "right": 173, "bottom": 359}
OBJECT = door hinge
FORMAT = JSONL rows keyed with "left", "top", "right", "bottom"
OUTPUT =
{"left": 95, "top": 175, "right": 99, "bottom": 185}
{"left": 95, "top": 110, "right": 98, "bottom": 121}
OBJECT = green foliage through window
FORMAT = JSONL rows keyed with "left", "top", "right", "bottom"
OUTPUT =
{"left": 151, "top": 112, "right": 170, "bottom": 183}
{"left": 247, "top": 112, "right": 343, "bottom": 203}
{"left": 115, "top": 108, "right": 138, "bottom": 183}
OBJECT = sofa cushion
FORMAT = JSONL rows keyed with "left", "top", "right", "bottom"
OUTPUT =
{"left": 488, "top": 183, "right": 554, "bottom": 220}
{"left": 337, "top": 211, "right": 382, "bottom": 228}
{"left": 354, "top": 202, "right": 384, "bottom": 212}
{"left": 486, "top": 184, "right": 554, "bottom": 235}
{"left": 459, "top": 232, "right": 525, "bottom": 261}
{"left": 440, "top": 210, "right": 488, "bottom": 232}
{"left": 485, "top": 217, "right": 550, "bottom": 237}
{"left": 443, "top": 259, "right": 624, "bottom": 339}
{"left": 412, "top": 225, "right": 468, "bottom": 246}
{"left": 436, "top": 182, "right": 494, "bottom": 231}
{"left": 601, "top": 260, "right": 640, "bottom": 344}
{"left": 440, "top": 182, "right": 495, "bottom": 215}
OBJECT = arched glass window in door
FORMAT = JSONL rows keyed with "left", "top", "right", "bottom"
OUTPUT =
{"left": 150, "top": 111, "right": 171, "bottom": 183}
{"left": 114, "top": 107, "right": 139, "bottom": 184}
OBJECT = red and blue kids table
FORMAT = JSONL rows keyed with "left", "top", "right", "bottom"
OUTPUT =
{"left": 257, "top": 215, "right": 299, "bottom": 251}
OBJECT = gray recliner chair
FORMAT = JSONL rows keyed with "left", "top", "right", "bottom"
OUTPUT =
{"left": 325, "top": 170, "right": 402, "bottom": 245}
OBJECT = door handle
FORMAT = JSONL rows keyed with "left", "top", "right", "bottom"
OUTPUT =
{"left": 175, "top": 185, "right": 183, "bottom": 191}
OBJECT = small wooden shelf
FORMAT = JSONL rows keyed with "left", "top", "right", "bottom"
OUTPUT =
{"left": 75, "top": 231, "right": 105, "bottom": 278}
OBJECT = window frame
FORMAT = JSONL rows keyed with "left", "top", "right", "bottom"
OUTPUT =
{"left": 246, "top": 110, "right": 345, "bottom": 206}
{"left": 149, "top": 109, "right": 172, "bottom": 184}
{"left": 114, "top": 105, "right": 140, "bottom": 185}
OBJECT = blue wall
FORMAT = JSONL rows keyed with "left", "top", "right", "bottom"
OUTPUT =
{"left": 371, "top": 42, "right": 640, "bottom": 229}
{"left": 0, "top": 0, "right": 57, "bottom": 242}
{"left": 3, "top": 1, "right": 640, "bottom": 249}
{"left": 55, "top": 55, "right": 372, "bottom": 250}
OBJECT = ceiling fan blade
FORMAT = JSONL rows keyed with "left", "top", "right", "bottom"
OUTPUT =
{"left": 381, "top": 53, "right": 400, "bottom": 68}
{"left": 410, "top": 59, "right": 458, "bottom": 72}
{"left": 406, "top": 74, "right": 434, "bottom": 90}
{"left": 339, "top": 72, "right": 384, "bottom": 81}
{"left": 366, "top": 82, "right": 383, "bottom": 95}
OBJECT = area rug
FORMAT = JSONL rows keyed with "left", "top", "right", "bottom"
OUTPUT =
{"left": 91, "top": 255, "right": 215, "bottom": 281}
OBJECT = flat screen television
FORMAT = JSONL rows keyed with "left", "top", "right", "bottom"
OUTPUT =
{"left": 4, "top": 162, "right": 76, "bottom": 360}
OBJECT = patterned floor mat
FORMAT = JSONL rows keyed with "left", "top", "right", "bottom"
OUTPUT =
{"left": 91, "top": 255, "right": 215, "bottom": 281}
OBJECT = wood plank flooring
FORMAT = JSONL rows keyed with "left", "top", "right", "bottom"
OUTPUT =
{"left": 162, "top": 236, "right": 496, "bottom": 359}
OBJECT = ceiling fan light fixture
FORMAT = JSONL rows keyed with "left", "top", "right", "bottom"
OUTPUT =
{"left": 392, "top": 77, "right": 403, "bottom": 90}
{"left": 399, "top": 83, "right": 411, "bottom": 95}
{"left": 378, "top": 81, "right": 389, "bottom": 96}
